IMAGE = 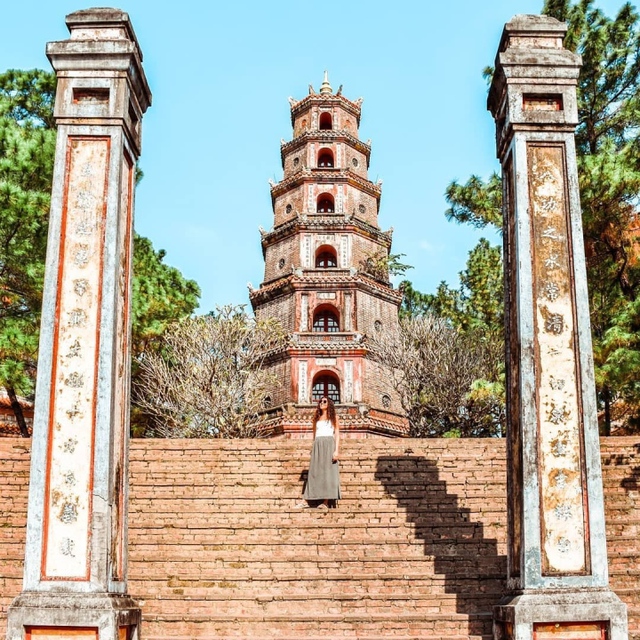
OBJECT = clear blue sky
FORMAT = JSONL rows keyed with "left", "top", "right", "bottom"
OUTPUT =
{"left": 1, "top": 0, "right": 628, "bottom": 313}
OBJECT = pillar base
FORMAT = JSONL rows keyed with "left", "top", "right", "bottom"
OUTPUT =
{"left": 493, "top": 590, "right": 628, "bottom": 640}
{"left": 6, "top": 592, "right": 141, "bottom": 640}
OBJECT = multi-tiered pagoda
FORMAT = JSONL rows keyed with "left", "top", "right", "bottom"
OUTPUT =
{"left": 250, "top": 73, "right": 408, "bottom": 437}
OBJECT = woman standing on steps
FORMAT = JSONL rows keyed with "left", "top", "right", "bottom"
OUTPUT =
{"left": 301, "top": 396, "right": 341, "bottom": 509}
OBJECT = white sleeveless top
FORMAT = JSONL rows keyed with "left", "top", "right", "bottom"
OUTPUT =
{"left": 315, "top": 419, "right": 334, "bottom": 438}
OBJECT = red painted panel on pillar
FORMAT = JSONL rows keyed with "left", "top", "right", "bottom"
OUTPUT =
{"left": 533, "top": 621, "right": 607, "bottom": 640}
{"left": 26, "top": 628, "right": 98, "bottom": 639}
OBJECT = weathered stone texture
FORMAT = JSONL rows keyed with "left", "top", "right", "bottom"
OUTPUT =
{"left": 1, "top": 437, "right": 638, "bottom": 639}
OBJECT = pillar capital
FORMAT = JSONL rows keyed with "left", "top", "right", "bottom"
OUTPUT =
{"left": 488, "top": 15, "right": 581, "bottom": 158}
{"left": 46, "top": 7, "right": 151, "bottom": 155}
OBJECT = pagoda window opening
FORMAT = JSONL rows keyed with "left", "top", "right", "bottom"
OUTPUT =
{"left": 318, "top": 149, "right": 334, "bottom": 167}
{"left": 317, "top": 193, "right": 335, "bottom": 213}
{"left": 319, "top": 112, "right": 332, "bottom": 130}
{"left": 316, "top": 246, "right": 337, "bottom": 268}
{"left": 313, "top": 307, "right": 340, "bottom": 332}
{"left": 312, "top": 373, "right": 340, "bottom": 403}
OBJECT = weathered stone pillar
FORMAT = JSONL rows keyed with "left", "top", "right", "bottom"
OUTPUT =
{"left": 6, "top": 8, "right": 151, "bottom": 640}
{"left": 488, "top": 15, "right": 627, "bottom": 640}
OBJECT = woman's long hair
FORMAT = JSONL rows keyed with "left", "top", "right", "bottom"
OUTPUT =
{"left": 312, "top": 396, "right": 336, "bottom": 429}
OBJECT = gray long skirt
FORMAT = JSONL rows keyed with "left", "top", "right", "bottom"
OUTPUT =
{"left": 303, "top": 436, "right": 341, "bottom": 501}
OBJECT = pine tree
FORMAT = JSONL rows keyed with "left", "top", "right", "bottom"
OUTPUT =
{"left": 443, "top": 1, "right": 640, "bottom": 433}
{"left": 0, "top": 69, "right": 200, "bottom": 435}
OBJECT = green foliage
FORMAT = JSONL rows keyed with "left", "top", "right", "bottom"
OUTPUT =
{"left": 427, "top": 239, "right": 504, "bottom": 333}
{"left": 0, "top": 68, "right": 200, "bottom": 434}
{"left": 131, "top": 235, "right": 201, "bottom": 356}
{"left": 0, "top": 69, "right": 56, "bottom": 128}
{"left": 359, "top": 251, "right": 413, "bottom": 283}
{"left": 444, "top": 173, "right": 503, "bottom": 230}
{"left": 443, "top": 0, "right": 640, "bottom": 433}
{"left": 397, "top": 240, "right": 505, "bottom": 436}
{"left": 0, "top": 70, "right": 55, "bottom": 412}
{"left": 398, "top": 280, "right": 433, "bottom": 318}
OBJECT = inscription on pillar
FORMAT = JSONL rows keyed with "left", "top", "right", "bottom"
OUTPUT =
{"left": 301, "top": 235, "right": 312, "bottom": 268}
{"left": 529, "top": 144, "right": 588, "bottom": 575}
{"left": 344, "top": 293, "right": 352, "bottom": 331}
{"left": 43, "top": 137, "right": 110, "bottom": 580}
{"left": 299, "top": 361, "right": 308, "bottom": 403}
{"left": 307, "top": 185, "right": 314, "bottom": 213}
{"left": 300, "top": 294, "right": 309, "bottom": 331}
{"left": 340, "top": 235, "right": 349, "bottom": 268}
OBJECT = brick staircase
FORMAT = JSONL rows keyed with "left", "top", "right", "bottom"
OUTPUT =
{"left": 1, "top": 437, "right": 638, "bottom": 639}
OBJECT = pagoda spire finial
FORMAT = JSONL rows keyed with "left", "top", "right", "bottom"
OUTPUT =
{"left": 319, "top": 70, "right": 332, "bottom": 94}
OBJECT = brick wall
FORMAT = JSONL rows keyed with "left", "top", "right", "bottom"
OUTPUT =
{"left": 355, "top": 286, "right": 399, "bottom": 334}
{"left": 253, "top": 295, "right": 295, "bottom": 331}
{"left": 263, "top": 234, "right": 299, "bottom": 282}
{"left": 363, "top": 357, "right": 404, "bottom": 414}
{"left": 1, "top": 437, "right": 638, "bottom": 639}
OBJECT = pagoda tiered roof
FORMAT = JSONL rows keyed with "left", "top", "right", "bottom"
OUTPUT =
{"left": 260, "top": 214, "right": 393, "bottom": 250}
{"left": 288, "top": 92, "right": 363, "bottom": 126}
{"left": 269, "top": 167, "right": 382, "bottom": 201}
{"left": 248, "top": 269, "right": 403, "bottom": 306}
{"left": 281, "top": 131, "right": 371, "bottom": 165}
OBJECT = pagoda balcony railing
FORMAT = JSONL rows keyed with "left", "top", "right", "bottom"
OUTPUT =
{"left": 292, "top": 332, "right": 363, "bottom": 344}
{"left": 299, "top": 267, "right": 353, "bottom": 276}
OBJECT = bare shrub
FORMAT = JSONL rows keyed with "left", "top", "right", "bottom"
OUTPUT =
{"left": 133, "top": 306, "right": 286, "bottom": 437}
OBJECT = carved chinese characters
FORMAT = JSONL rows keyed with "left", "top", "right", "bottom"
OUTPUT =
{"left": 43, "top": 137, "right": 110, "bottom": 578}
{"left": 528, "top": 144, "right": 587, "bottom": 574}
{"left": 299, "top": 361, "right": 308, "bottom": 403}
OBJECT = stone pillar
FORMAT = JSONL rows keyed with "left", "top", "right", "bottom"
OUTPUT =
{"left": 6, "top": 8, "right": 151, "bottom": 640}
{"left": 488, "top": 15, "right": 627, "bottom": 640}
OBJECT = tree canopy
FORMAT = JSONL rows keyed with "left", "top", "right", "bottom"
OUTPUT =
{"left": 0, "top": 69, "right": 200, "bottom": 435}
{"left": 438, "top": 0, "right": 640, "bottom": 434}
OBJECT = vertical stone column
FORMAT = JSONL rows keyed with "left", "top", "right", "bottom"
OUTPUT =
{"left": 7, "top": 8, "right": 151, "bottom": 640}
{"left": 488, "top": 15, "right": 627, "bottom": 640}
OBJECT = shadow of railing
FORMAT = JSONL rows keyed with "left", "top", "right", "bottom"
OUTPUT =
{"left": 375, "top": 454, "right": 506, "bottom": 638}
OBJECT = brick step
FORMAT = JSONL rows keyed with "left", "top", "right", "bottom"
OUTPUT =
{"left": 128, "top": 525, "right": 504, "bottom": 540}
{"left": 130, "top": 558, "right": 505, "bottom": 576}
{"left": 131, "top": 490, "right": 507, "bottom": 500}
{"left": 129, "top": 490, "right": 509, "bottom": 503}
{"left": 122, "top": 575, "right": 640, "bottom": 594}
{"left": 129, "top": 493, "right": 509, "bottom": 506}
{"left": 141, "top": 636, "right": 490, "bottom": 640}
{"left": 129, "top": 549, "right": 504, "bottom": 566}
{"left": 128, "top": 503, "right": 509, "bottom": 518}
{"left": 129, "top": 580, "right": 505, "bottom": 599}
{"left": 128, "top": 503, "right": 509, "bottom": 517}
{"left": 128, "top": 509, "right": 506, "bottom": 522}
{"left": 130, "top": 580, "right": 504, "bottom": 598}
{"left": 611, "top": 588, "right": 640, "bottom": 603}
{"left": 140, "top": 611, "right": 494, "bottom": 638}
{"left": 138, "top": 594, "right": 499, "bottom": 617}
{"left": 128, "top": 537, "right": 491, "bottom": 552}
{"left": 128, "top": 537, "right": 506, "bottom": 552}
